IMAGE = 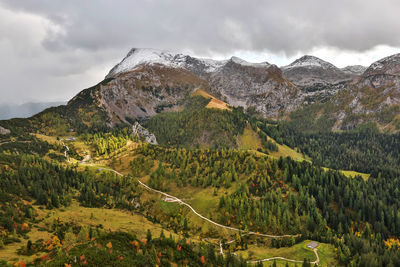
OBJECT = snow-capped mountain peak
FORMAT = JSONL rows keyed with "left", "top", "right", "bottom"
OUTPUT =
{"left": 283, "top": 55, "right": 337, "bottom": 70}
{"left": 107, "top": 48, "right": 230, "bottom": 78}
{"left": 106, "top": 48, "right": 273, "bottom": 78}
{"left": 107, "top": 48, "right": 184, "bottom": 77}
{"left": 230, "top": 56, "right": 271, "bottom": 68}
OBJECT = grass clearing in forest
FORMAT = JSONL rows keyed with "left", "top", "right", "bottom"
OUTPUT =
{"left": 34, "top": 133, "right": 59, "bottom": 144}
{"left": 322, "top": 167, "right": 370, "bottom": 181}
{"left": 0, "top": 228, "right": 51, "bottom": 262}
{"left": 340, "top": 170, "right": 370, "bottom": 181}
{"left": 267, "top": 136, "right": 310, "bottom": 162}
{"left": 38, "top": 202, "right": 178, "bottom": 240}
{"left": 236, "top": 240, "right": 337, "bottom": 267}
{"left": 238, "top": 125, "right": 263, "bottom": 151}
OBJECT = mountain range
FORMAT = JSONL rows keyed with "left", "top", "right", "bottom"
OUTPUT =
{"left": 2, "top": 48, "right": 399, "bottom": 133}
{"left": 75, "top": 48, "right": 400, "bottom": 131}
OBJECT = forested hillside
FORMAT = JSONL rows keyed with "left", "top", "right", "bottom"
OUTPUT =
{"left": 260, "top": 121, "right": 400, "bottom": 177}
{"left": 145, "top": 96, "right": 246, "bottom": 148}
{"left": 1, "top": 90, "right": 400, "bottom": 266}
{"left": 134, "top": 144, "right": 400, "bottom": 266}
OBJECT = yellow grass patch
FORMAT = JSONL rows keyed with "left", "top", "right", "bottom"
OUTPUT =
{"left": 340, "top": 170, "right": 370, "bottom": 181}
{"left": 267, "top": 136, "right": 310, "bottom": 162}
{"left": 238, "top": 125, "right": 263, "bottom": 150}
{"left": 322, "top": 167, "right": 370, "bottom": 181}
{"left": 38, "top": 202, "right": 179, "bottom": 240}
{"left": 192, "top": 88, "right": 231, "bottom": 110}
{"left": 0, "top": 227, "right": 51, "bottom": 262}
{"left": 34, "top": 133, "right": 59, "bottom": 144}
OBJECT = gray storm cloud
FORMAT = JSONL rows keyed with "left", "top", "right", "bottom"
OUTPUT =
{"left": 0, "top": 0, "right": 400, "bottom": 104}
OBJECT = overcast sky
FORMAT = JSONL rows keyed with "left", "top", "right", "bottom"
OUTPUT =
{"left": 1, "top": 0, "right": 400, "bottom": 104}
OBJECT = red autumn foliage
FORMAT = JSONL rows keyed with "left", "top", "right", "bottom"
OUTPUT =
{"left": 41, "top": 254, "right": 49, "bottom": 261}
{"left": 200, "top": 255, "right": 206, "bottom": 264}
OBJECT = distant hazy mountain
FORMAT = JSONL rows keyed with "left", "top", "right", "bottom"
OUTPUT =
{"left": 0, "top": 101, "right": 65, "bottom": 120}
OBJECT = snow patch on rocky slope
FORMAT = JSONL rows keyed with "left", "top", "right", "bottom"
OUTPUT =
{"left": 283, "top": 55, "right": 337, "bottom": 70}
{"left": 106, "top": 48, "right": 273, "bottom": 78}
{"left": 341, "top": 65, "right": 367, "bottom": 75}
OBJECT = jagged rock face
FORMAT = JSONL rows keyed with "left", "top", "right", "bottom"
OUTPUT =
{"left": 132, "top": 122, "right": 157, "bottom": 145}
{"left": 208, "top": 59, "right": 301, "bottom": 116}
{"left": 0, "top": 126, "right": 10, "bottom": 135}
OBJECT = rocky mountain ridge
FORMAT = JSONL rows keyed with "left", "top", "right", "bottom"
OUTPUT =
{"left": 47, "top": 49, "right": 400, "bottom": 132}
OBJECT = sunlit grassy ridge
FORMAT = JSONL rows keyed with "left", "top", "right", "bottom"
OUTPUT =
{"left": 191, "top": 88, "right": 231, "bottom": 110}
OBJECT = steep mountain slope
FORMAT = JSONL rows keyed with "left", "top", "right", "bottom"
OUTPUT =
{"left": 288, "top": 54, "right": 400, "bottom": 131}
{"left": 97, "top": 65, "right": 210, "bottom": 123}
{"left": 206, "top": 57, "right": 300, "bottom": 117}
{"left": 360, "top": 53, "right": 400, "bottom": 89}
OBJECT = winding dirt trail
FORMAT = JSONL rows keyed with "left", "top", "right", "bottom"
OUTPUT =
{"left": 106, "top": 166, "right": 299, "bottom": 238}
{"left": 77, "top": 159, "right": 319, "bottom": 264}
{"left": 247, "top": 248, "right": 319, "bottom": 265}
{"left": 61, "top": 140, "right": 70, "bottom": 161}
{"left": 0, "top": 140, "right": 31, "bottom": 146}
{"left": 137, "top": 179, "right": 300, "bottom": 239}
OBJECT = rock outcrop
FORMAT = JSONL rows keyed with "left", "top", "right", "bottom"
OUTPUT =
{"left": 132, "top": 122, "right": 157, "bottom": 145}
{"left": 0, "top": 126, "right": 10, "bottom": 135}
